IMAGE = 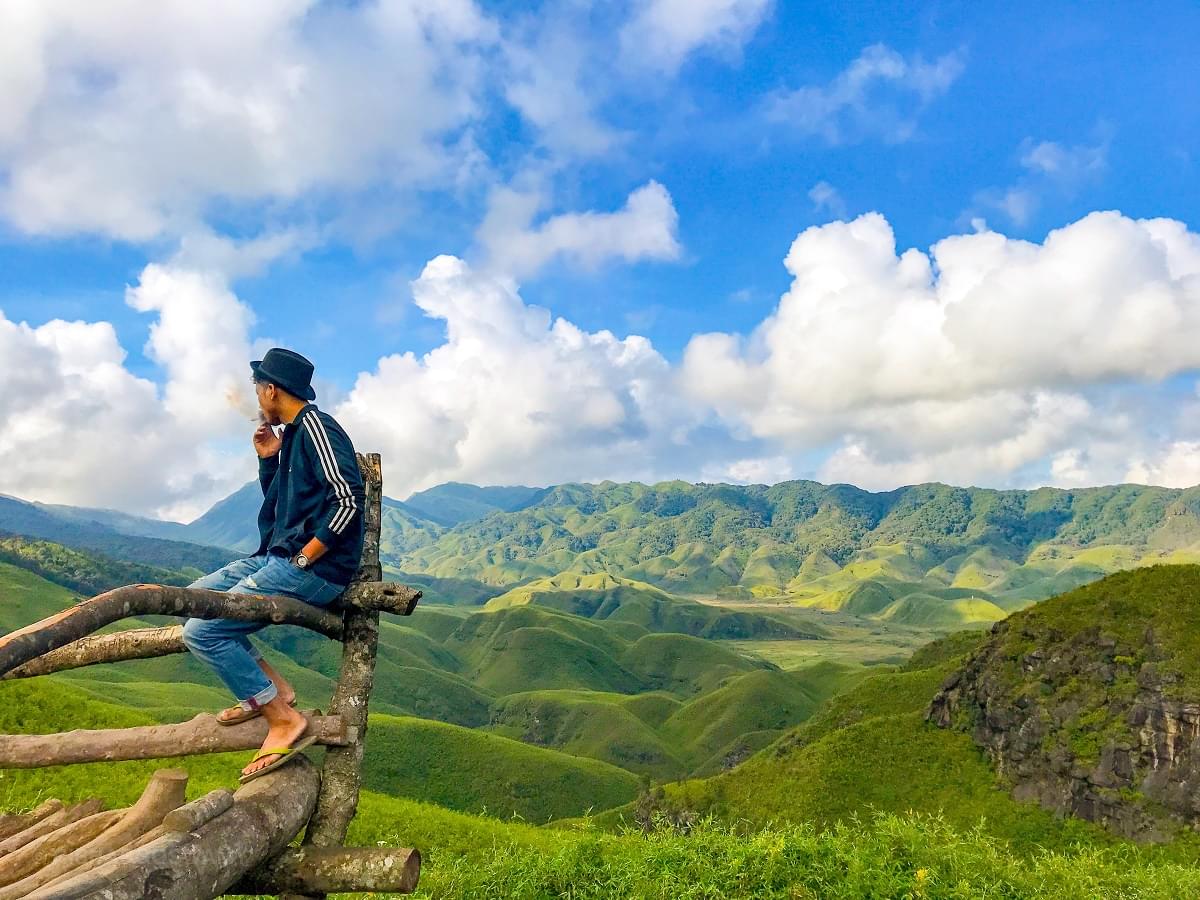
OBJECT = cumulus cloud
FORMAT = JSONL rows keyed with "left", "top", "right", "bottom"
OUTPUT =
{"left": 767, "top": 44, "right": 965, "bottom": 144}
{"left": 0, "top": 0, "right": 496, "bottom": 240}
{"left": 0, "top": 298, "right": 252, "bottom": 519}
{"left": 620, "top": 0, "right": 772, "bottom": 73}
{"left": 682, "top": 210, "right": 1200, "bottom": 489}
{"left": 476, "top": 181, "right": 682, "bottom": 278}
{"left": 333, "top": 255, "right": 700, "bottom": 496}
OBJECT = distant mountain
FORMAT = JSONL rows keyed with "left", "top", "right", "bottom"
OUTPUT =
{"left": 33, "top": 500, "right": 193, "bottom": 543}
{"left": 180, "top": 479, "right": 539, "bottom": 558}
{"left": 401, "top": 482, "right": 543, "bottom": 527}
{"left": 180, "top": 481, "right": 262, "bottom": 552}
{"left": 389, "top": 480, "right": 1200, "bottom": 622}
{"left": 0, "top": 494, "right": 235, "bottom": 575}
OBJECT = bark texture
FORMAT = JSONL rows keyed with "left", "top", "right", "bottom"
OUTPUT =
{"left": 3, "top": 626, "right": 186, "bottom": 679}
{"left": 232, "top": 846, "right": 421, "bottom": 894}
{"left": 31, "top": 757, "right": 319, "bottom": 900}
{"left": 0, "top": 800, "right": 63, "bottom": 841}
{"left": 0, "top": 768, "right": 188, "bottom": 899}
{"left": 287, "top": 454, "right": 385, "bottom": 900}
{"left": 0, "top": 807, "right": 117, "bottom": 885}
{"left": 0, "top": 800, "right": 102, "bottom": 857}
{"left": 0, "top": 711, "right": 349, "bottom": 768}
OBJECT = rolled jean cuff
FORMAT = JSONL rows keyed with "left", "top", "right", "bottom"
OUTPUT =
{"left": 246, "top": 642, "right": 263, "bottom": 661}
{"left": 241, "top": 680, "right": 279, "bottom": 710}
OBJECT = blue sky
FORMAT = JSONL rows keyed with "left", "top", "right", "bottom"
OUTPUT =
{"left": 0, "top": 0, "right": 1198, "bottom": 518}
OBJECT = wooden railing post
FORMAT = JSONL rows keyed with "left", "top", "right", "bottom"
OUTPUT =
{"left": 288, "top": 452, "right": 383, "bottom": 899}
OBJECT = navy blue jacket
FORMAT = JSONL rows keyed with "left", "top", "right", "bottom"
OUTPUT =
{"left": 255, "top": 403, "right": 365, "bottom": 587}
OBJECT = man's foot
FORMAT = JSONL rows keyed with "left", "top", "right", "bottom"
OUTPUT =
{"left": 216, "top": 690, "right": 296, "bottom": 724}
{"left": 241, "top": 702, "right": 308, "bottom": 778}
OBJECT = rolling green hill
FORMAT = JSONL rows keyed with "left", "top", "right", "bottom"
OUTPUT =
{"left": 485, "top": 572, "right": 820, "bottom": 639}
{"left": 383, "top": 481, "right": 1200, "bottom": 629}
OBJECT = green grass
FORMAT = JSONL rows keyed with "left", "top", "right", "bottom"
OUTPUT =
{"left": 348, "top": 794, "right": 1200, "bottom": 900}
{"left": 362, "top": 714, "right": 640, "bottom": 823}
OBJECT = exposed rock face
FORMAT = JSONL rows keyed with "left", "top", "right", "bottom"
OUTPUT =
{"left": 928, "top": 617, "right": 1200, "bottom": 840}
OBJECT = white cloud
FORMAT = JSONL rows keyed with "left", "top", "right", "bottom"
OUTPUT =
{"left": 972, "top": 132, "right": 1111, "bottom": 226}
{"left": 767, "top": 44, "right": 965, "bottom": 144}
{"left": 333, "top": 255, "right": 699, "bottom": 496}
{"left": 1126, "top": 442, "right": 1200, "bottom": 488}
{"left": 808, "top": 180, "right": 847, "bottom": 219}
{"left": 682, "top": 210, "right": 1200, "bottom": 489}
{"left": 476, "top": 181, "right": 682, "bottom": 278}
{"left": 0, "top": 0, "right": 497, "bottom": 240}
{"left": 0, "top": 297, "right": 251, "bottom": 519}
{"left": 620, "top": 0, "right": 772, "bottom": 73}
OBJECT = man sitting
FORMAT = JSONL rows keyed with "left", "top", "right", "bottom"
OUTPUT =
{"left": 182, "top": 348, "right": 365, "bottom": 782}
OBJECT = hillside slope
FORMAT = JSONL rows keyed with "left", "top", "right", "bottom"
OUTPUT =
{"left": 929, "top": 564, "right": 1200, "bottom": 839}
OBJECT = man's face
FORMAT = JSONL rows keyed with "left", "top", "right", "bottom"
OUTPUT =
{"left": 255, "top": 380, "right": 282, "bottom": 426}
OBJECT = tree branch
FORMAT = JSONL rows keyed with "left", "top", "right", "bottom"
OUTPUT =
{"left": 231, "top": 846, "right": 420, "bottom": 895}
{"left": 0, "top": 584, "right": 345, "bottom": 677}
{"left": 0, "top": 711, "right": 350, "bottom": 768}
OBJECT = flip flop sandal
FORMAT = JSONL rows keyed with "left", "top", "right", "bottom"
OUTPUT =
{"left": 216, "top": 696, "right": 297, "bottom": 726}
{"left": 237, "top": 734, "right": 318, "bottom": 784}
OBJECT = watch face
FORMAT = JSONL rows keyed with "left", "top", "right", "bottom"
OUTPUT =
{"left": 295, "top": 554, "right": 308, "bottom": 568}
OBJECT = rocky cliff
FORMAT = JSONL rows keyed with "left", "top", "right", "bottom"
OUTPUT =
{"left": 928, "top": 564, "right": 1200, "bottom": 840}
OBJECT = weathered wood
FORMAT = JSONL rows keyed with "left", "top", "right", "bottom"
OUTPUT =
{"left": 0, "top": 769, "right": 187, "bottom": 899}
{"left": 354, "top": 453, "right": 383, "bottom": 584}
{"left": 35, "top": 789, "right": 231, "bottom": 897}
{"left": 161, "top": 789, "right": 235, "bottom": 834}
{"left": 0, "top": 800, "right": 63, "bottom": 841}
{"left": 232, "top": 846, "right": 421, "bottom": 894}
{"left": 34, "top": 756, "right": 320, "bottom": 900}
{"left": 33, "top": 823, "right": 167, "bottom": 896}
{"left": 0, "top": 710, "right": 350, "bottom": 768}
{"left": 0, "top": 808, "right": 123, "bottom": 888}
{"left": 0, "top": 800, "right": 101, "bottom": 857}
{"left": 304, "top": 455, "right": 382, "bottom": 853}
{"left": 3, "top": 626, "right": 186, "bottom": 679}
{"left": 0, "top": 584, "right": 344, "bottom": 677}
{"left": 2, "top": 582, "right": 419, "bottom": 683}
{"left": 340, "top": 581, "right": 422, "bottom": 616}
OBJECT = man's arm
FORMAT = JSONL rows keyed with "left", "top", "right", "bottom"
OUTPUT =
{"left": 298, "top": 415, "right": 364, "bottom": 562}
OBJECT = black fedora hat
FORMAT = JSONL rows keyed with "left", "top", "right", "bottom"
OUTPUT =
{"left": 251, "top": 348, "right": 316, "bottom": 401}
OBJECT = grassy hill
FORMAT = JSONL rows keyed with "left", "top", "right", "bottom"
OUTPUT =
{"left": 3, "top": 677, "right": 1200, "bottom": 899}
{"left": 0, "top": 493, "right": 234, "bottom": 575}
{"left": 592, "top": 631, "right": 1132, "bottom": 854}
{"left": 486, "top": 573, "right": 820, "bottom": 639}
{"left": 384, "top": 481, "right": 1200, "bottom": 628}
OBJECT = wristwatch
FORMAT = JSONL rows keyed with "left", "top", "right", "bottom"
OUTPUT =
{"left": 292, "top": 552, "right": 310, "bottom": 569}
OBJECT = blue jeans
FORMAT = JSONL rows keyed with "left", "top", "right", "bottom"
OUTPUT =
{"left": 183, "top": 554, "right": 344, "bottom": 708}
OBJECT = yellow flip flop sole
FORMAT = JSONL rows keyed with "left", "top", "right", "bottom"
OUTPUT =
{"left": 237, "top": 734, "right": 318, "bottom": 784}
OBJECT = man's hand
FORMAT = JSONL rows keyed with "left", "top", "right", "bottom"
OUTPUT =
{"left": 253, "top": 422, "right": 282, "bottom": 459}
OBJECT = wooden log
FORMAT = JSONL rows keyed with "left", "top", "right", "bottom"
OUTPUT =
{"left": 0, "top": 584, "right": 344, "bottom": 677}
{"left": 0, "top": 799, "right": 102, "bottom": 857}
{"left": 0, "top": 710, "right": 350, "bottom": 768}
{"left": 340, "top": 581, "right": 422, "bottom": 617}
{"left": 35, "top": 790, "right": 232, "bottom": 897}
{"left": 290, "top": 453, "right": 386, "bottom": 900}
{"left": 2, "top": 580, "right": 419, "bottom": 683}
{"left": 231, "top": 846, "right": 421, "bottom": 894}
{"left": 0, "top": 768, "right": 188, "bottom": 899}
{"left": 0, "top": 800, "right": 63, "bottom": 841}
{"left": 354, "top": 453, "right": 383, "bottom": 585}
{"left": 32, "top": 824, "right": 166, "bottom": 896}
{"left": 0, "top": 808, "right": 124, "bottom": 887}
{"left": 161, "top": 789, "right": 235, "bottom": 833}
{"left": 3, "top": 626, "right": 186, "bottom": 679}
{"left": 33, "top": 756, "right": 320, "bottom": 900}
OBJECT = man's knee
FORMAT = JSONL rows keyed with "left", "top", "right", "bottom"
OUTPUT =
{"left": 182, "top": 617, "right": 218, "bottom": 651}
